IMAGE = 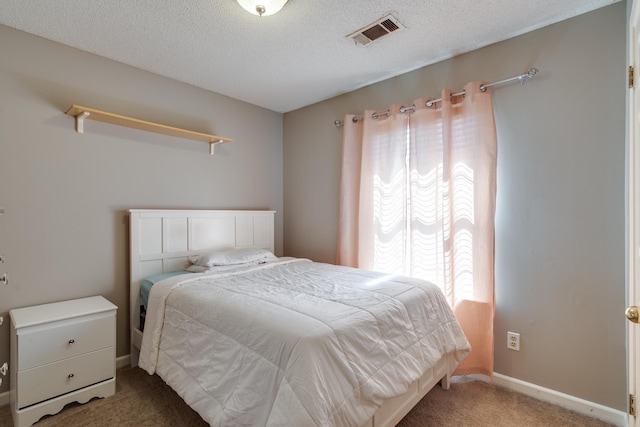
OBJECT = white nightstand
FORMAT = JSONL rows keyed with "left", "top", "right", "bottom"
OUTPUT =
{"left": 9, "top": 296, "right": 117, "bottom": 427}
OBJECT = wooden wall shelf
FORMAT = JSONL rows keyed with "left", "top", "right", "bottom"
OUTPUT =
{"left": 65, "top": 105, "right": 232, "bottom": 155}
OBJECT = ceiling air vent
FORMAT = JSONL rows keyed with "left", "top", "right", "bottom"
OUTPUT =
{"left": 347, "top": 14, "right": 404, "bottom": 46}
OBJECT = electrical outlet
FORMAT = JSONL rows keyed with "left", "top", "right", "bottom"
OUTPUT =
{"left": 507, "top": 331, "right": 520, "bottom": 351}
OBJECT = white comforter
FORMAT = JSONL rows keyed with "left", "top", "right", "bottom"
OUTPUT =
{"left": 139, "top": 258, "right": 470, "bottom": 427}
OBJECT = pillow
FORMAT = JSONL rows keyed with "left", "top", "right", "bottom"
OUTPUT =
{"left": 186, "top": 261, "right": 269, "bottom": 273}
{"left": 189, "top": 247, "right": 277, "bottom": 267}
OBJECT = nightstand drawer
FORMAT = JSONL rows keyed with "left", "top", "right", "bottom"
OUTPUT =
{"left": 17, "top": 346, "right": 114, "bottom": 408}
{"left": 16, "top": 312, "right": 115, "bottom": 370}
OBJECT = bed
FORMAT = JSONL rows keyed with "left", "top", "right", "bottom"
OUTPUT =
{"left": 129, "top": 209, "right": 470, "bottom": 427}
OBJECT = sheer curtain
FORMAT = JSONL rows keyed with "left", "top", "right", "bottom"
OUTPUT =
{"left": 337, "top": 82, "right": 496, "bottom": 376}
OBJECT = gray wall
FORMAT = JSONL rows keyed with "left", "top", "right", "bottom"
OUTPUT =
{"left": 0, "top": 25, "right": 283, "bottom": 394}
{"left": 283, "top": 3, "right": 626, "bottom": 410}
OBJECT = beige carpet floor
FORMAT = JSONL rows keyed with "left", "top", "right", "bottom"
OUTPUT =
{"left": 0, "top": 367, "right": 617, "bottom": 427}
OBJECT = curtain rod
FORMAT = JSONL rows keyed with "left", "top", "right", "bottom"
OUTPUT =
{"left": 333, "top": 68, "right": 538, "bottom": 127}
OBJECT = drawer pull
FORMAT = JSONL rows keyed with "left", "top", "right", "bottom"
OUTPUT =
{"left": 68, "top": 339, "right": 75, "bottom": 345}
{"left": 68, "top": 373, "right": 74, "bottom": 379}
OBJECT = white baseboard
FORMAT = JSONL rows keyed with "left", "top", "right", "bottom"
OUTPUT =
{"left": 489, "top": 372, "right": 627, "bottom": 426}
{"left": 0, "top": 361, "right": 628, "bottom": 427}
{"left": 116, "top": 354, "right": 130, "bottom": 370}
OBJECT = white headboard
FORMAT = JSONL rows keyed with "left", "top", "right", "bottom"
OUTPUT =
{"left": 129, "top": 209, "right": 275, "bottom": 366}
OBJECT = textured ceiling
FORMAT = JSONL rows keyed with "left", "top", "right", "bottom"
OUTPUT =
{"left": 0, "top": 0, "right": 620, "bottom": 113}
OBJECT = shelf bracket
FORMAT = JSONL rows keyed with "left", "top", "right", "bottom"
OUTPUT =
{"left": 209, "top": 140, "right": 225, "bottom": 156}
{"left": 75, "top": 111, "right": 90, "bottom": 133}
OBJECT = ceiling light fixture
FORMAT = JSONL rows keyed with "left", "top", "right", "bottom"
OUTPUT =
{"left": 236, "top": 0, "right": 288, "bottom": 17}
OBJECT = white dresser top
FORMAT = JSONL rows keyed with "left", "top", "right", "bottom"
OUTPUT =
{"left": 10, "top": 296, "right": 117, "bottom": 328}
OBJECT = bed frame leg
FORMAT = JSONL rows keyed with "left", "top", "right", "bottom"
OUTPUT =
{"left": 440, "top": 373, "right": 451, "bottom": 390}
